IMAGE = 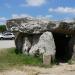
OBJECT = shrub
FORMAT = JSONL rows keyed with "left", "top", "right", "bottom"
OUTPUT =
{"left": 0, "top": 25, "right": 6, "bottom": 32}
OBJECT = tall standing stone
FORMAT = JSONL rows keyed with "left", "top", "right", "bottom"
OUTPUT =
{"left": 22, "top": 37, "right": 31, "bottom": 55}
{"left": 29, "top": 31, "right": 56, "bottom": 55}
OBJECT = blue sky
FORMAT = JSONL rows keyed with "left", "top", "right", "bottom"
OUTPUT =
{"left": 0, "top": 0, "right": 75, "bottom": 24}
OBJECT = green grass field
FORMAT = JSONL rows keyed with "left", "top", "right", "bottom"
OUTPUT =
{"left": 0, "top": 48, "right": 42, "bottom": 70}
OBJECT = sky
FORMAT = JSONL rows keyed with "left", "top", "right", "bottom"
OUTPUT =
{"left": 0, "top": 0, "right": 75, "bottom": 24}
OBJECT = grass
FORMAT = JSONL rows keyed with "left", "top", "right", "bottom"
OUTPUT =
{"left": 0, "top": 48, "right": 43, "bottom": 70}
{"left": 1, "top": 48, "right": 73, "bottom": 70}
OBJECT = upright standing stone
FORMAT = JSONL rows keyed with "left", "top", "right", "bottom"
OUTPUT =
{"left": 69, "top": 36, "right": 75, "bottom": 60}
{"left": 29, "top": 31, "right": 56, "bottom": 55}
{"left": 22, "top": 37, "right": 31, "bottom": 55}
{"left": 43, "top": 53, "right": 52, "bottom": 65}
{"left": 29, "top": 31, "right": 56, "bottom": 64}
{"left": 15, "top": 32, "right": 24, "bottom": 53}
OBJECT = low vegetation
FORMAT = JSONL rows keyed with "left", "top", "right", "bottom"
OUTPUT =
{"left": 0, "top": 48, "right": 42, "bottom": 70}
{"left": 0, "top": 48, "right": 75, "bottom": 70}
{"left": 0, "top": 25, "right": 6, "bottom": 32}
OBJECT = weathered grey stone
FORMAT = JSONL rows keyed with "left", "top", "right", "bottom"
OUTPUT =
{"left": 68, "top": 36, "right": 75, "bottom": 60}
{"left": 6, "top": 18, "right": 75, "bottom": 35}
{"left": 29, "top": 31, "right": 56, "bottom": 56}
{"left": 22, "top": 37, "right": 31, "bottom": 55}
{"left": 15, "top": 31, "right": 56, "bottom": 57}
{"left": 15, "top": 32, "right": 24, "bottom": 53}
{"left": 15, "top": 32, "right": 32, "bottom": 54}
{"left": 43, "top": 53, "right": 52, "bottom": 65}
{"left": 6, "top": 18, "right": 60, "bottom": 34}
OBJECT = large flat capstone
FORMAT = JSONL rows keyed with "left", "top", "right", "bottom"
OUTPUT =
{"left": 6, "top": 18, "right": 75, "bottom": 34}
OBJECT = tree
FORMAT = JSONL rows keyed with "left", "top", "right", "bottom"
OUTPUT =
{"left": 0, "top": 25, "right": 6, "bottom": 32}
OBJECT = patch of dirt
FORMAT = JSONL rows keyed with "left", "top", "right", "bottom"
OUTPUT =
{"left": 0, "top": 63, "right": 75, "bottom": 75}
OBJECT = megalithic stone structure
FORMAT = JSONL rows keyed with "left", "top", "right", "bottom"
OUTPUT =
{"left": 6, "top": 17, "right": 75, "bottom": 64}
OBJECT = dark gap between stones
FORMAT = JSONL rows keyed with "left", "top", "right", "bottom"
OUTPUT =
{"left": 53, "top": 32, "right": 72, "bottom": 63}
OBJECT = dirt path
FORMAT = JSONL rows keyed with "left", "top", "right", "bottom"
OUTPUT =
{"left": 0, "top": 63, "right": 75, "bottom": 75}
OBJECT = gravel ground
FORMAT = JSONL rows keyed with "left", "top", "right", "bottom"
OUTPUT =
{"left": 0, "top": 63, "right": 75, "bottom": 75}
{"left": 0, "top": 40, "right": 15, "bottom": 49}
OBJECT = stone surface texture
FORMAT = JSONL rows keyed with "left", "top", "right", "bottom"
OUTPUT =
{"left": 29, "top": 32, "right": 56, "bottom": 55}
{"left": 6, "top": 17, "right": 75, "bottom": 34}
{"left": 22, "top": 37, "right": 31, "bottom": 55}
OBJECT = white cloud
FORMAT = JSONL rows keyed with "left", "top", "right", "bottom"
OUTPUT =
{"left": 21, "top": 0, "right": 47, "bottom": 7}
{"left": 36, "top": 15, "right": 53, "bottom": 19}
{"left": 0, "top": 17, "right": 6, "bottom": 20}
{"left": 49, "top": 7, "right": 75, "bottom": 14}
{"left": 62, "top": 17, "right": 75, "bottom": 23}
{"left": 0, "top": 17, "right": 7, "bottom": 25}
{"left": 45, "top": 15, "right": 53, "bottom": 18}
{"left": 12, "top": 14, "right": 33, "bottom": 19}
{"left": 12, "top": 14, "right": 53, "bottom": 20}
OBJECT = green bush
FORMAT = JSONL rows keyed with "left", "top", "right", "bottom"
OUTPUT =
{"left": 0, "top": 25, "right": 6, "bottom": 32}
